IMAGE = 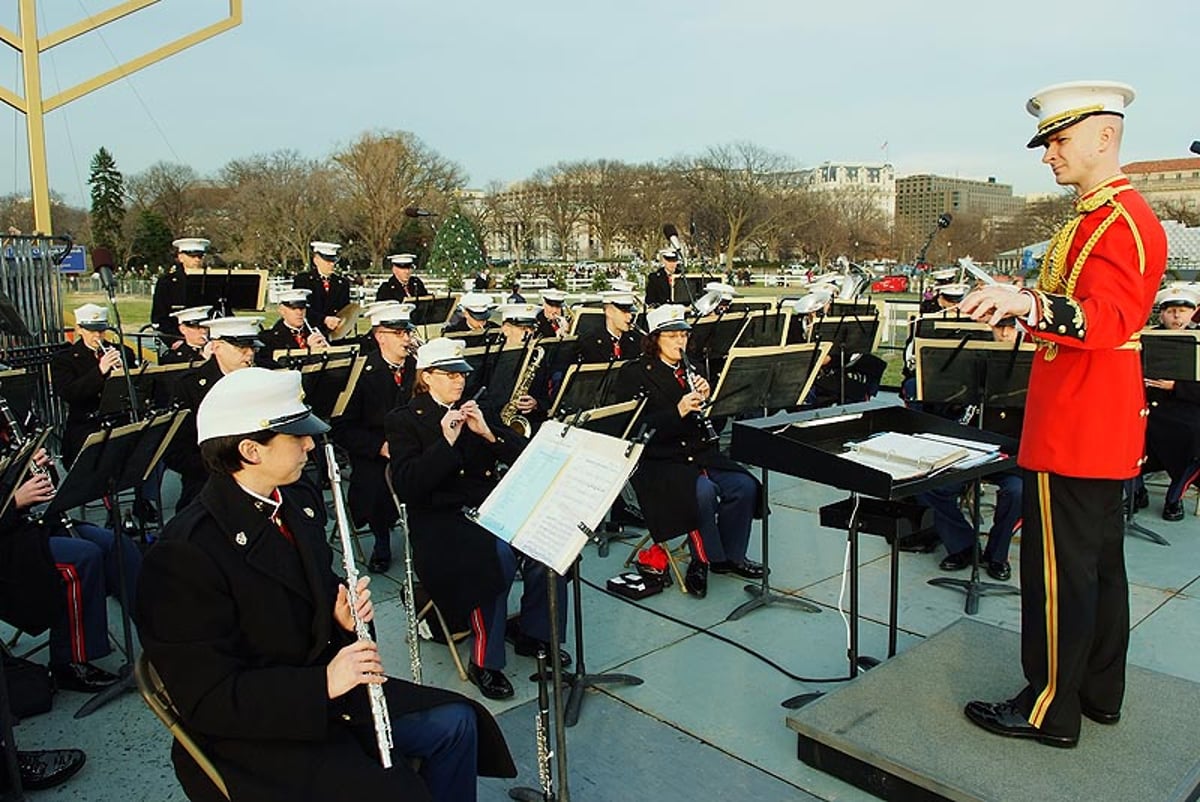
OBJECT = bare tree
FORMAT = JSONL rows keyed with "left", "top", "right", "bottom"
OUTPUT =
{"left": 1154, "top": 198, "right": 1200, "bottom": 228}
{"left": 126, "top": 161, "right": 200, "bottom": 235}
{"left": 332, "top": 130, "right": 465, "bottom": 266}
{"left": 529, "top": 163, "right": 589, "bottom": 260}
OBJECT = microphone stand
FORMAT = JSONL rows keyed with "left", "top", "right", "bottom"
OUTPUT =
{"left": 914, "top": 213, "right": 951, "bottom": 301}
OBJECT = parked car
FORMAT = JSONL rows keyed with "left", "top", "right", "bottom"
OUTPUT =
{"left": 870, "top": 274, "right": 909, "bottom": 293}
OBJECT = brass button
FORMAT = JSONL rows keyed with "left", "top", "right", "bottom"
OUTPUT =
{"left": 1058, "top": 325, "right": 1066, "bottom": 334}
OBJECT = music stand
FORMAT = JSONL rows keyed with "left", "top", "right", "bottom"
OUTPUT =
{"left": 100, "top": 362, "right": 191, "bottom": 417}
{"left": 807, "top": 314, "right": 881, "bottom": 405}
{"left": 292, "top": 353, "right": 364, "bottom": 422}
{"left": 462, "top": 340, "right": 527, "bottom": 415}
{"left": 707, "top": 344, "right": 830, "bottom": 622}
{"left": 549, "top": 361, "right": 628, "bottom": 417}
{"left": 688, "top": 307, "right": 755, "bottom": 363}
{"left": 1141, "top": 329, "right": 1200, "bottom": 381}
{"left": 568, "top": 306, "right": 606, "bottom": 340}
{"left": 408, "top": 294, "right": 458, "bottom": 327}
{"left": 185, "top": 267, "right": 267, "bottom": 313}
{"left": 732, "top": 309, "right": 790, "bottom": 349}
{"left": 915, "top": 338, "right": 1031, "bottom": 612}
{"left": 42, "top": 413, "right": 185, "bottom": 718}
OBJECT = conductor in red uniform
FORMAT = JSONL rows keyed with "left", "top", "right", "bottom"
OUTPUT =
{"left": 959, "top": 81, "right": 1167, "bottom": 747}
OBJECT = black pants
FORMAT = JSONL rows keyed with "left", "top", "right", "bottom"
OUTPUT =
{"left": 1017, "top": 470, "right": 1128, "bottom": 738}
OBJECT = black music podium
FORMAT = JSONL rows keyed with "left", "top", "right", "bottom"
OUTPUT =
{"left": 731, "top": 401, "right": 1017, "bottom": 693}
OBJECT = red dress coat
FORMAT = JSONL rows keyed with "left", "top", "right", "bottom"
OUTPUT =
{"left": 1018, "top": 176, "right": 1167, "bottom": 479}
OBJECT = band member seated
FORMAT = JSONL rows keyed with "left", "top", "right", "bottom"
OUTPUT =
{"left": 158, "top": 305, "right": 213, "bottom": 366}
{"left": 1, "top": 448, "right": 141, "bottom": 693}
{"left": 578, "top": 291, "right": 640, "bottom": 363}
{"left": 293, "top": 240, "right": 351, "bottom": 337}
{"left": 1142, "top": 286, "right": 1200, "bottom": 521}
{"left": 443, "top": 292, "right": 498, "bottom": 336}
{"left": 51, "top": 303, "right": 139, "bottom": 467}
{"left": 259, "top": 288, "right": 330, "bottom": 357}
{"left": 151, "top": 237, "right": 208, "bottom": 347}
{"left": 615, "top": 305, "right": 764, "bottom": 598}
{"left": 165, "top": 316, "right": 263, "bottom": 513}
{"left": 505, "top": 281, "right": 525, "bottom": 304}
{"left": 495, "top": 304, "right": 550, "bottom": 433}
{"left": 915, "top": 319, "right": 1024, "bottom": 581}
{"left": 138, "top": 367, "right": 514, "bottom": 802}
{"left": 919, "top": 267, "right": 959, "bottom": 313}
{"left": 332, "top": 302, "right": 419, "bottom": 573}
{"left": 375, "top": 253, "right": 428, "bottom": 302}
{"left": 534, "top": 288, "right": 570, "bottom": 339}
{"left": 386, "top": 338, "right": 568, "bottom": 701}
{"left": 644, "top": 248, "right": 687, "bottom": 307}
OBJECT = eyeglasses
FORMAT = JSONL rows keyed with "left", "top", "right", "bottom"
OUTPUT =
{"left": 427, "top": 369, "right": 467, "bottom": 379}
{"left": 182, "top": 251, "right": 205, "bottom": 258}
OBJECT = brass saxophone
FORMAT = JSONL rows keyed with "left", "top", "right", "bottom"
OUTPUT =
{"left": 500, "top": 346, "right": 544, "bottom": 437}
{"left": 324, "top": 442, "right": 394, "bottom": 768}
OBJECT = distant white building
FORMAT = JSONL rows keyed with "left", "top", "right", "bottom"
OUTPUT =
{"left": 796, "top": 162, "right": 895, "bottom": 221}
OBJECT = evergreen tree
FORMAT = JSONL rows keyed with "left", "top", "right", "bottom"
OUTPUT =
{"left": 129, "top": 209, "right": 174, "bottom": 270}
{"left": 88, "top": 147, "right": 125, "bottom": 253}
{"left": 425, "top": 210, "right": 487, "bottom": 285}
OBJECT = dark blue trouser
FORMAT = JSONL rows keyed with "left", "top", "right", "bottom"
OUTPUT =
{"left": 47, "top": 522, "right": 142, "bottom": 666}
{"left": 916, "top": 471, "right": 1022, "bottom": 563}
{"left": 471, "top": 539, "right": 568, "bottom": 670}
{"left": 690, "top": 468, "right": 757, "bottom": 564}
{"left": 390, "top": 702, "right": 479, "bottom": 802}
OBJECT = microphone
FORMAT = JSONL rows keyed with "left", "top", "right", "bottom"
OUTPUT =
{"left": 405, "top": 207, "right": 437, "bottom": 218}
{"left": 1191, "top": 141, "right": 1200, "bottom": 156}
{"left": 663, "top": 224, "right": 683, "bottom": 253}
{"left": 936, "top": 213, "right": 953, "bottom": 229}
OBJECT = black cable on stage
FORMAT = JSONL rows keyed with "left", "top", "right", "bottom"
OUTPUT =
{"left": 578, "top": 574, "right": 922, "bottom": 685}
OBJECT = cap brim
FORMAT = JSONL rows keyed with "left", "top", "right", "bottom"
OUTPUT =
{"left": 424, "top": 359, "right": 473, "bottom": 373}
{"left": 1160, "top": 301, "right": 1198, "bottom": 310}
{"left": 375, "top": 321, "right": 415, "bottom": 331}
{"left": 271, "top": 411, "right": 331, "bottom": 437}
{"left": 78, "top": 323, "right": 111, "bottom": 331}
{"left": 465, "top": 310, "right": 492, "bottom": 320}
{"left": 221, "top": 336, "right": 263, "bottom": 348}
{"left": 1027, "top": 110, "right": 1123, "bottom": 148}
{"left": 653, "top": 321, "right": 691, "bottom": 333}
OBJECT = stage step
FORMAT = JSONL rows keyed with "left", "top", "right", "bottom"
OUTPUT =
{"left": 786, "top": 617, "right": 1200, "bottom": 802}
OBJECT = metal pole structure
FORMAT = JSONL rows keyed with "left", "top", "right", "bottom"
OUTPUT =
{"left": 0, "top": 0, "right": 243, "bottom": 233}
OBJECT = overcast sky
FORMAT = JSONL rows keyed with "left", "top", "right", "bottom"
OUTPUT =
{"left": 2, "top": 0, "right": 1196, "bottom": 210}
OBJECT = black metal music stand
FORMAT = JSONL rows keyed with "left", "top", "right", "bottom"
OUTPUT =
{"left": 705, "top": 344, "right": 830, "bottom": 621}
{"left": 40, "top": 412, "right": 185, "bottom": 718}
{"left": 808, "top": 314, "right": 881, "bottom": 405}
{"left": 916, "top": 338, "right": 1031, "bottom": 611}
{"left": 185, "top": 269, "right": 265, "bottom": 314}
{"left": 408, "top": 294, "right": 458, "bottom": 327}
{"left": 731, "top": 402, "right": 1018, "bottom": 690}
{"left": 548, "top": 362, "right": 628, "bottom": 418}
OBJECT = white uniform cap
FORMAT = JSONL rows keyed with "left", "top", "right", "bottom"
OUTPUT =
{"left": 278, "top": 288, "right": 312, "bottom": 307}
{"left": 74, "top": 303, "right": 110, "bottom": 331}
{"left": 782, "top": 290, "right": 833, "bottom": 315}
{"left": 540, "top": 289, "right": 568, "bottom": 305}
{"left": 704, "top": 282, "right": 737, "bottom": 300}
{"left": 607, "top": 279, "right": 635, "bottom": 293}
{"left": 310, "top": 241, "right": 342, "bottom": 259}
{"left": 1156, "top": 287, "right": 1200, "bottom": 309}
{"left": 415, "top": 337, "right": 473, "bottom": 373}
{"left": 1025, "top": 80, "right": 1135, "bottom": 148}
{"left": 368, "top": 302, "right": 416, "bottom": 329}
{"left": 938, "top": 283, "right": 971, "bottom": 299}
{"left": 387, "top": 253, "right": 417, "bottom": 267}
{"left": 459, "top": 292, "right": 496, "bottom": 317}
{"left": 171, "top": 305, "right": 213, "bottom": 326}
{"left": 658, "top": 248, "right": 680, "bottom": 260}
{"left": 196, "top": 367, "right": 329, "bottom": 444}
{"left": 930, "top": 268, "right": 957, "bottom": 282}
{"left": 499, "top": 303, "right": 539, "bottom": 325}
{"left": 201, "top": 316, "right": 264, "bottom": 345}
{"left": 599, "top": 291, "right": 637, "bottom": 310}
{"left": 646, "top": 304, "right": 690, "bottom": 334}
{"left": 172, "top": 238, "right": 210, "bottom": 254}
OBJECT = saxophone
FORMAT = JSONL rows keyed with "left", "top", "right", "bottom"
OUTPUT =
{"left": 500, "top": 346, "right": 544, "bottom": 437}
{"left": 324, "top": 442, "right": 394, "bottom": 769}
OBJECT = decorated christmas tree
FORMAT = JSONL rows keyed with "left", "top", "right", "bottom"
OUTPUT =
{"left": 426, "top": 210, "right": 487, "bottom": 286}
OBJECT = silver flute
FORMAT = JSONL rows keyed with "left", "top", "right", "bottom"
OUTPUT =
{"left": 399, "top": 501, "right": 422, "bottom": 685}
{"left": 324, "top": 442, "right": 394, "bottom": 769}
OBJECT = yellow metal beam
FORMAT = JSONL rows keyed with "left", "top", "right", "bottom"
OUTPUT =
{"left": 0, "top": 24, "right": 18, "bottom": 50}
{"left": 39, "top": 0, "right": 159, "bottom": 51}
{"left": 20, "top": 0, "right": 52, "bottom": 232}
{"left": 43, "top": 0, "right": 242, "bottom": 112}
{"left": 0, "top": 83, "right": 25, "bottom": 112}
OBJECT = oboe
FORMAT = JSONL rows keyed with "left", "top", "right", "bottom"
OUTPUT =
{"left": 533, "top": 650, "right": 556, "bottom": 801}
{"left": 679, "top": 352, "right": 719, "bottom": 444}
{"left": 324, "top": 441, "right": 394, "bottom": 769}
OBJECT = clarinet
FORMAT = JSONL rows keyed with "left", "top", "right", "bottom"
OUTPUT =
{"left": 324, "top": 442, "right": 394, "bottom": 769}
{"left": 398, "top": 502, "right": 422, "bottom": 685}
{"left": 679, "top": 352, "right": 719, "bottom": 444}
{"left": 533, "top": 650, "right": 556, "bottom": 801}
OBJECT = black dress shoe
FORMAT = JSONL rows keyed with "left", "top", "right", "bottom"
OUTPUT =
{"left": 16, "top": 749, "right": 86, "bottom": 791}
{"left": 513, "top": 633, "right": 572, "bottom": 668}
{"left": 963, "top": 699, "right": 1077, "bottom": 748}
{"left": 1134, "top": 486, "right": 1150, "bottom": 510}
{"left": 685, "top": 560, "right": 708, "bottom": 598}
{"left": 1081, "top": 702, "right": 1121, "bottom": 725}
{"left": 367, "top": 555, "right": 391, "bottom": 573}
{"left": 1162, "top": 500, "right": 1185, "bottom": 522}
{"left": 710, "top": 559, "right": 766, "bottom": 579}
{"left": 939, "top": 547, "right": 976, "bottom": 572}
{"left": 985, "top": 560, "right": 1012, "bottom": 582}
{"left": 51, "top": 661, "right": 120, "bottom": 693}
{"left": 467, "top": 663, "right": 514, "bottom": 700}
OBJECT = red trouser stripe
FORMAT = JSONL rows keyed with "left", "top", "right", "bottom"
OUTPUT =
{"left": 688, "top": 529, "right": 708, "bottom": 563}
{"left": 470, "top": 607, "right": 487, "bottom": 667}
{"left": 56, "top": 563, "right": 86, "bottom": 664}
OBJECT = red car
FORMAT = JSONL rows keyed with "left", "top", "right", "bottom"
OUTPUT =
{"left": 870, "top": 274, "right": 909, "bottom": 293}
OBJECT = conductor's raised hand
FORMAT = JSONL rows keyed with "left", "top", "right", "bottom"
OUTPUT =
{"left": 326, "top": 640, "right": 386, "bottom": 699}
{"left": 334, "top": 576, "right": 373, "bottom": 633}
{"left": 959, "top": 285, "right": 1032, "bottom": 327}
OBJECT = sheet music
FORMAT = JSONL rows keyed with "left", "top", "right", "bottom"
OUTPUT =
{"left": 843, "top": 431, "right": 977, "bottom": 478}
{"left": 476, "top": 420, "right": 642, "bottom": 574}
